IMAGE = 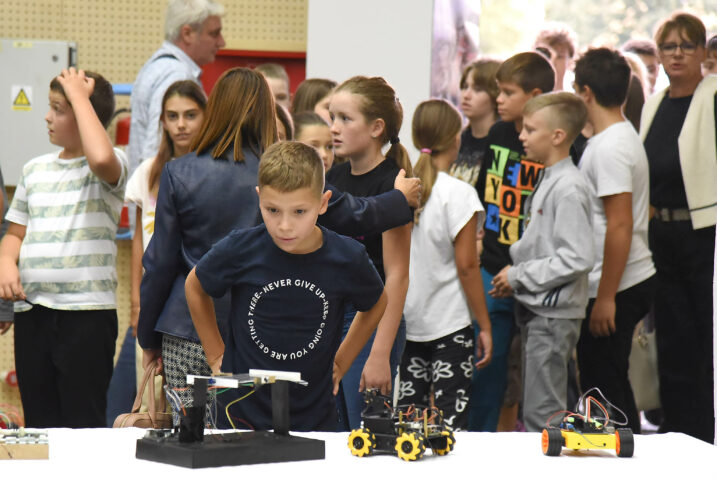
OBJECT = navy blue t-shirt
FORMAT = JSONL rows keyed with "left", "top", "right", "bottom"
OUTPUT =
{"left": 195, "top": 224, "right": 384, "bottom": 431}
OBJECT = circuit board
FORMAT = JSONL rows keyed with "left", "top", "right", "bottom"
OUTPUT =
{"left": 0, "top": 429, "right": 49, "bottom": 460}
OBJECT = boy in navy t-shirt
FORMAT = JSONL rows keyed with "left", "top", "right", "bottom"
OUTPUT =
{"left": 185, "top": 141, "right": 387, "bottom": 431}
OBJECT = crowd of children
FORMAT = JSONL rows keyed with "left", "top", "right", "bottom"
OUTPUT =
{"left": 0, "top": 9, "right": 716, "bottom": 444}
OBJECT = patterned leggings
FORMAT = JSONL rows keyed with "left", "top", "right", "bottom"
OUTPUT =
{"left": 161, "top": 334, "right": 215, "bottom": 426}
{"left": 397, "top": 326, "right": 474, "bottom": 431}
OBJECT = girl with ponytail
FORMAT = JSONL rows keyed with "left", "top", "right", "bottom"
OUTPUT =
{"left": 398, "top": 99, "right": 492, "bottom": 430}
{"left": 326, "top": 76, "right": 412, "bottom": 429}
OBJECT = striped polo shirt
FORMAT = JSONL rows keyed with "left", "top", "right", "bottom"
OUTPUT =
{"left": 6, "top": 149, "right": 128, "bottom": 312}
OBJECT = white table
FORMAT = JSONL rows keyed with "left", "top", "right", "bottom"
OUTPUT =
{"left": 0, "top": 428, "right": 714, "bottom": 477}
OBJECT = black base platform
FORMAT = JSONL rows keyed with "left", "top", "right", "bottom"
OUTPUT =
{"left": 136, "top": 431, "right": 325, "bottom": 468}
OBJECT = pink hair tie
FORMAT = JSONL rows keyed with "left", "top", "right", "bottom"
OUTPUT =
{"left": 420, "top": 148, "right": 432, "bottom": 154}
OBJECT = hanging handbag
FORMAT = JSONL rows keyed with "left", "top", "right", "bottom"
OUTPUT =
{"left": 113, "top": 359, "right": 173, "bottom": 429}
{"left": 628, "top": 318, "right": 661, "bottom": 411}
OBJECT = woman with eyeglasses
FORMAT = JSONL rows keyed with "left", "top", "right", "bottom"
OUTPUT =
{"left": 639, "top": 11, "right": 717, "bottom": 444}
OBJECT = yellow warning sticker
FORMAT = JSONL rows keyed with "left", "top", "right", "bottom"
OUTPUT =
{"left": 11, "top": 86, "right": 32, "bottom": 111}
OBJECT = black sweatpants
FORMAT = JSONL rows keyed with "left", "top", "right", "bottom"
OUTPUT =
{"left": 577, "top": 275, "right": 655, "bottom": 433}
{"left": 14, "top": 305, "right": 117, "bottom": 428}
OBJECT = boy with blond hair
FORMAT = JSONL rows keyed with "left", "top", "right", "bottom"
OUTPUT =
{"left": 491, "top": 92, "right": 594, "bottom": 432}
{"left": 0, "top": 68, "right": 128, "bottom": 427}
{"left": 185, "top": 141, "right": 387, "bottom": 431}
{"left": 470, "top": 52, "right": 554, "bottom": 431}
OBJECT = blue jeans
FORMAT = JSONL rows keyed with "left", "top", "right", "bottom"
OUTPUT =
{"left": 336, "top": 306, "right": 406, "bottom": 431}
{"left": 467, "top": 267, "right": 515, "bottom": 431}
{"left": 105, "top": 326, "right": 137, "bottom": 426}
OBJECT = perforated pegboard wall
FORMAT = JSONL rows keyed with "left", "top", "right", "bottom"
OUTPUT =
{"left": 224, "top": 0, "right": 307, "bottom": 51}
{"left": 0, "top": 0, "right": 307, "bottom": 83}
{"left": 0, "top": 0, "right": 308, "bottom": 419}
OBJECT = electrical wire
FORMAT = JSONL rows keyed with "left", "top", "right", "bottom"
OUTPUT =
{"left": 576, "top": 387, "right": 628, "bottom": 427}
{"left": 224, "top": 389, "right": 256, "bottom": 430}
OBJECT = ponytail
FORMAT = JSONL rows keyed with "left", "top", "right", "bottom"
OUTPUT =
{"left": 386, "top": 138, "right": 413, "bottom": 178}
{"left": 411, "top": 99, "right": 463, "bottom": 224}
{"left": 412, "top": 149, "right": 437, "bottom": 224}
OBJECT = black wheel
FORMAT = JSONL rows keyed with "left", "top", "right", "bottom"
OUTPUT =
{"left": 348, "top": 428, "right": 376, "bottom": 457}
{"left": 615, "top": 428, "right": 634, "bottom": 457}
{"left": 395, "top": 431, "right": 426, "bottom": 461}
{"left": 432, "top": 430, "right": 455, "bottom": 456}
{"left": 541, "top": 427, "right": 564, "bottom": 456}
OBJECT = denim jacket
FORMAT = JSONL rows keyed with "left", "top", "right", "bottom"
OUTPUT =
{"left": 137, "top": 146, "right": 412, "bottom": 349}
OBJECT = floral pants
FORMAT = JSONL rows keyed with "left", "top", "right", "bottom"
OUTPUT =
{"left": 397, "top": 326, "right": 474, "bottom": 431}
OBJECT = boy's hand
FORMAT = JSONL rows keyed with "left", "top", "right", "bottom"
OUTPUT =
{"left": 475, "top": 329, "right": 493, "bottom": 369}
{"left": 0, "top": 322, "right": 12, "bottom": 335}
{"left": 0, "top": 260, "right": 25, "bottom": 302}
{"left": 489, "top": 265, "right": 514, "bottom": 298}
{"left": 332, "top": 360, "right": 344, "bottom": 395}
{"left": 360, "top": 354, "right": 391, "bottom": 395}
{"left": 589, "top": 297, "right": 616, "bottom": 337}
{"left": 56, "top": 67, "right": 94, "bottom": 103}
{"left": 394, "top": 169, "right": 422, "bottom": 208}
{"left": 207, "top": 353, "right": 223, "bottom": 375}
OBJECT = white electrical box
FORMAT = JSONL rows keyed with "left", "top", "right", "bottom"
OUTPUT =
{"left": 0, "top": 39, "right": 77, "bottom": 186}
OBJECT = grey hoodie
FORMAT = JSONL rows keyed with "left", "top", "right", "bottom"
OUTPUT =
{"left": 507, "top": 157, "right": 594, "bottom": 319}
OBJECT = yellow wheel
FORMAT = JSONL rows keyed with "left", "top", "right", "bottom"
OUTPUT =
{"left": 433, "top": 430, "right": 456, "bottom": 456}
{"left": 395, "top": 431, "right": 426, "bottom": 461}
{"left": 348, "top": 428, "right": 376, "bottom": 457}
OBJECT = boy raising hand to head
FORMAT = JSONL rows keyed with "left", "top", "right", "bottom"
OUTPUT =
{"left": 0, "top": 67, "right": 128, "bottom": 428}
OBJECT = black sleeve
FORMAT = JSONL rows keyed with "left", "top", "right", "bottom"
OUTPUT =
{"left": 319, "top": 183, "right": 412, "bottom": 236}
{"left": 137, "top": 167, "right": 183, "bottom": 349}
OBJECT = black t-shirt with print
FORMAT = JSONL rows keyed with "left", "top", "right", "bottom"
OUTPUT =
{"left": 326, "top": 158, "right": 400, "bottom": 281}
{"left": 449, "top": 128, "right": 489, "bottom": 187}
{"left": 474, "top": 120, "right": 544, "bottom": 275}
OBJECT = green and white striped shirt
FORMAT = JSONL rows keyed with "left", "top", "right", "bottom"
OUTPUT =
{"left": 6, "top": 149, "right": 128, "bottom": 311}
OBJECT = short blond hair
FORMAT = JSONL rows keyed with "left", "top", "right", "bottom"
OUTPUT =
{"left": 523, "top": 92, "right": 587, "bottom": 144}
{"left": 258, "top": 141, "right": 325, "bottom": 198}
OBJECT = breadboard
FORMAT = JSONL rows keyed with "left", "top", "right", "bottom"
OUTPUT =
{"left": 0, "top": 430, "right": 49, "bottom": 460}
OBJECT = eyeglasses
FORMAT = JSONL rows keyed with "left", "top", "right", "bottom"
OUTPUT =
{"left": 659, "top": 42, "right": 698, "bottom": 56}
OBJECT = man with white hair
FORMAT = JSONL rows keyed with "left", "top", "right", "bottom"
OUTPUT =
{"left": 128, "top": 0, "right": 225, "bottom": 171}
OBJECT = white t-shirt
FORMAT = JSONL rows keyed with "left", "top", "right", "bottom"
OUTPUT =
{"left": 124, "top": 156, "right": 158, "bottom": 250}
{"left": 404, "top": 172, "right": 486, "bottom": 342}
{"left": 578, "top": 121, "right": 655, "bottom": 297}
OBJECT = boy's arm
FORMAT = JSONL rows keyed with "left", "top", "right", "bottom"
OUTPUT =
{"left": 0, "top": 223, "right": 27, "bottom": 302}
{"left": 506, "top": 191, "right": 594, "bottom": 294}
{"left": 589, "top": 193, "right": 632, "bottom": 337}
{"left": 455, "top": 214, "right": 493, "bottom": 368}
{"left": 185, "top": 267, "right": 224, "bottom": 374}
{"left": 333, "top": 291, "right": 387, "bottom": 395}
{"left": 319, "top": 170, "right": 419, "bottom": 236}
{"left": 0, "top": 223, "right": 25, "bottom": 334}
{"left": 56, "top": 68, "right": 122, "bottom": 185}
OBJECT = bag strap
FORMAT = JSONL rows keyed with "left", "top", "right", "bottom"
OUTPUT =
{"left": 130, "top": 359, "right": 158, "bottom": 413}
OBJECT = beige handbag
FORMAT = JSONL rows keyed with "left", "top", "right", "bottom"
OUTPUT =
{"left": 113, "top": 359, "right": 173, "bottom": 429}
{"left": 628, "top": 318, "right": 661, "bottom": 411}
